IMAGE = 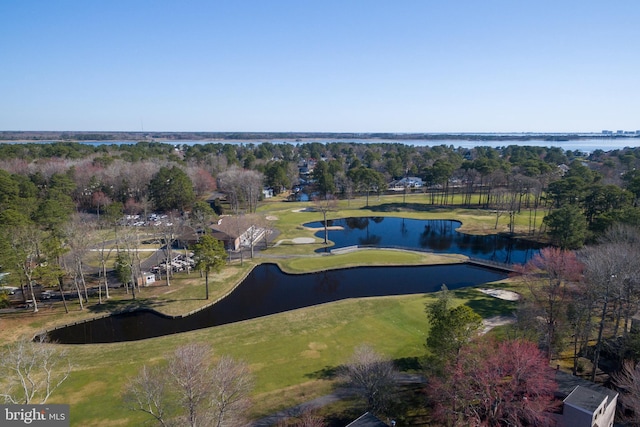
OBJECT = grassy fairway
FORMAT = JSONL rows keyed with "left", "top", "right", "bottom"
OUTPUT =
{"left": 1, "top": 195, "right": 534, "bottom": 425}
{"left": 50, "top": 285, "right": 516, "bottom": 425}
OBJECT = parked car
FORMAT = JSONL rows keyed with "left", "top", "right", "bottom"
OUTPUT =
{"left": 40, "top": 290, "right": 55, "bottom": 300}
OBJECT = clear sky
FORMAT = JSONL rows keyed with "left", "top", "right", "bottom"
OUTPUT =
{"left": 1, "top": 1, "right": 638, "bottom": 133}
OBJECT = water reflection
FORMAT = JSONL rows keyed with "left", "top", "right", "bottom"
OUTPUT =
{"left": 306, "top": 217, "right": 542, "bottom": 264}
{"left": 47, "top": 263, "right": 507, "bottom": 344}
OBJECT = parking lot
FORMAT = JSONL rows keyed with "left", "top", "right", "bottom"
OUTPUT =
{"left": 151, "top": 253, "right": 195, "bottom": 274}
{"left": 120, "top": 213, "right": 175, "bottom": 227}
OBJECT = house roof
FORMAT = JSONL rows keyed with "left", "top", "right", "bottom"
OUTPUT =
{"left": 209, "top": 215, "right": 251, "bottom": 239}
{"left": 555, "top": 371, "right": 618, "bottom": 413}
{"left": 210, "top": 229, "right": 236, "bottom": 242}
{"left": 346, "top": 412, "right": 389, "bottom": 427}
{"left": 555, "top": 371, "right": 617, "bottom": 399}
{"left": 564, "top": 385, "right": 609, "bottom": 414}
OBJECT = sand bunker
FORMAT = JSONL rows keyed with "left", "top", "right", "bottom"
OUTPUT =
{"left": 482, "top": 315, "right": 516, "bottom": 334}
{"left": 477, "top": 288, "right": 520, "bottom": 301}
{"left": 291, "top": 237, "right": 315, "bottom": 244}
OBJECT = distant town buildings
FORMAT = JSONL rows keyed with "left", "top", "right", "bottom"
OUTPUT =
{"left": 602, "top": 129, "right": 640, "bottom": 135}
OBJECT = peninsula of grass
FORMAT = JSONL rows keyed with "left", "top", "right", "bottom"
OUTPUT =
{"left": 275, "top": 249, "right": 467, "bottom": 274}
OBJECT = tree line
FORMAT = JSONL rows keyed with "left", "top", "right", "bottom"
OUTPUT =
{"left": 1, "top": 140, "right": 640, "bottom": 309}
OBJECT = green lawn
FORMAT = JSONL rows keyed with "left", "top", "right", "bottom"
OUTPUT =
{"left": 50, "top": 285, "right": 516, "bottom": 425}
{"left": 276, "top": 249, "right": 466, "bottom": 274}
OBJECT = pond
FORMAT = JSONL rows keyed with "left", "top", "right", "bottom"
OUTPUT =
{"left": 304, "top": 217, "right": 543, "bottom": 265}
{"left": 47, "top": 263, "right": 507, "bottom": 344}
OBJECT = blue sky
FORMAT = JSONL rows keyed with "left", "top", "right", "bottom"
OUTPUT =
{"left": 1, "top": 1, "right": 638, "bottom": 133}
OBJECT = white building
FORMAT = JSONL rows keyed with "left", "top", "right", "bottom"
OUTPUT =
{"left": 141, "top": 272, "right": 156, "bottom": 286}
{"left": 389, "top": 176, "right": 424, "bottom": 191}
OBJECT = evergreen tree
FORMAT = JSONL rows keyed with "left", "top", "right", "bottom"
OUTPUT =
{"left": 191, "top": 235, "right": 226, "bottom": 299}
{"left": 149, "top": 166, "right": 195, "bottom": 212}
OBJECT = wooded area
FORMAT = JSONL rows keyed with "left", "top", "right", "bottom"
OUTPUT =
{"left": 2, "top": 140, "right": 640, "bottom": 425}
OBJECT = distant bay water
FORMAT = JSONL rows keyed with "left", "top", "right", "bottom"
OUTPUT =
{"left": 5, "top": 137, "right": 640, "bottom": 153}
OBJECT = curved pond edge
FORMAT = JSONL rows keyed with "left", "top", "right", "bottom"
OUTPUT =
{"left": 40, "top": 259, "right": 519, "bottom": 342}
{"left": 40, "top": 263, "right": 258, "bottom": 341}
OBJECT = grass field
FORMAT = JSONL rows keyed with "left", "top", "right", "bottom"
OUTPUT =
{"left": 48, "top": 285, "right": 516, "bottom": 425}
{"left": 0, "top": 194, "right": 535, "bottom": 426}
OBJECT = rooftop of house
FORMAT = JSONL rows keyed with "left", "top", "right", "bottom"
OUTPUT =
{"left": 555, "top": 370, "right": 618, "bottom": 413}
{"left": 564, "top": 385, "right": 610, "bottom": 414}
{"left": 209, "top": 215, "right": 253, "bottom": 238}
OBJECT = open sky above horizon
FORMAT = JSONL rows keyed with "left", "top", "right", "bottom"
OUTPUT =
{"left": 1, "top": 1, "right": 639, "bottom": 133}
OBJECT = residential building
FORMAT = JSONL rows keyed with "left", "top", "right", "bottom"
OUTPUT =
{"left": 561, "top": 386, "right": 617, "bottom": 427}
{"left": 389, "top": 176, "right": 424, "bottom": 191}
{"left": 554, "top": 371, "right": 618, "bottom": 427}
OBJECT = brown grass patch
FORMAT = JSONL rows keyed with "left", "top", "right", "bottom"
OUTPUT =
{"left": 250, "top": 380, "right": 334, "bottom": 418}
{"left": 65, "top": 380, "right": 108, "bottom": 404}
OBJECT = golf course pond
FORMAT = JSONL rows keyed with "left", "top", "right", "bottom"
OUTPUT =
{"left": 47, "top": 263, "right": 508, "bottom": 344}
{"left": 305, "top": 217, "right": 542, "bottom": 264}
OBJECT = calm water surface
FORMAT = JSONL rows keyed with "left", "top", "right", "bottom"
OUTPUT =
{"left": 48, "top": 263, "right": 507, "bottom": 344}
{"left": 16, "top": 138, "right": 640, "bottom": 153}
{"left": 305, "top": 218, "right": 543, "bottom": 265}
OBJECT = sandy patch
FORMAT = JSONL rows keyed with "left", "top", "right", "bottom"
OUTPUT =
{"left": 291, "top": 208, "right": 311, "bottom": 213}
{"left": 265, "top": 215, "right": 278, "bottom": 221}
{"left": 291, "top": 237, "right": 315, "bottom": 244}
{"left": 482, "top": 315, "right": 515, "bottom": 334}
{"left": 304, "top": 225, "right": 344, "bottom": 231}
{"left": 477, "top": 288, "right": 520, "bottom": 301}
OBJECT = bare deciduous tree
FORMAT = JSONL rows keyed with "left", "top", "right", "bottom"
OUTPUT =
{"left": 598, "top": 224, "right": 640, "bottom": 339}
{"left": 123, "top": 365, "right": 171, "bottom": 427}
{"left": 187, "top": 166, "right": 217, "bottom": 198}
{"left": 518, "top": 247, "right": 583, "bottom": 360}
{"left": 156, "top": 212, "right": 185, "bottom": 286}
{"left": 0, "top": 336, "right": 72, "bottom": 404}
{"left": 117, "top": 226, "right": 143, "bottom": 299}
{"left": 580, "top": 237, "right": 639, "bottom": 381}
{"left": 218, "top": 167, "right": 264, "bottom": 213}
{"left": 294, "top": 411, "right": 327, "bottom": 427}
{"left": 490, "top": 187, "right": 514, "bottom": 229}
{"left": 612, "top": 360, "right": 640, "bottom": 426}
{"left": 7, "top": 225, "right": 44, "bottom": 312}
{"left": 63, "top": 215, "right": 95, "bottom": 308}
{"left": 312, "top": 194, "right": 338, "bottom": 245}
{"left": 209, "top": 355, "right": 253, "bottom": 427}
{"left": 340, "top": 344, "right": 398, "bottom": 416}
{"left": 168, "top": 344, "right": 211, "bottom": 427}
{"left": 276, "top": 408, "right": 327, "bottom": 427}
{"left": 124, "top": 343, "right": 253, "bottom": 427}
